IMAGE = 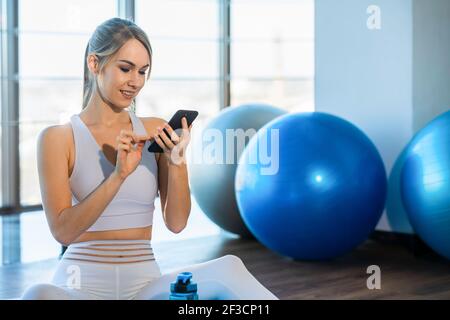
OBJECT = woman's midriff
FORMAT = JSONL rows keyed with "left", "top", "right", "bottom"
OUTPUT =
{"left": 71, "top": 226, "right": 152, "bottom": 244}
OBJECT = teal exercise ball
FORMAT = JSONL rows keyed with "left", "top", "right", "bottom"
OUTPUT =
{"left": 189, "top": 103, "right": 286, "bottom": 237}
{"left": 400, "top": 110, "right": 450, "bottom": 260}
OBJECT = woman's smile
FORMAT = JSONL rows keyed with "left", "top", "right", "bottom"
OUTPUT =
{"left": 120, "top": 89, "right": 135, "bottom": 99}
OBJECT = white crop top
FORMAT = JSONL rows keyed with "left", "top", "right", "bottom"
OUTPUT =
{"left": 68, "top": 110, "right": 158, "bottom": 232}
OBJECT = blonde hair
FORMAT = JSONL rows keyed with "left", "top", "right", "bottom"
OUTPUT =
{"left": 82, "top": 17, "right": 152, "bottom": 112}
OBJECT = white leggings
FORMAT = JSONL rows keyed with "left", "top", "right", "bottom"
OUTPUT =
{"left": 20, "top": 239, "right": 278, "bottom": 300}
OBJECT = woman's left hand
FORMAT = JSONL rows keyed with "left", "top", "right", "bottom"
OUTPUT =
{"left": 153, "top": 117, "right": 192, "bottom": 166}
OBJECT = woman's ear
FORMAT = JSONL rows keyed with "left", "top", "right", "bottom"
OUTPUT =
{"left": 87, "top": 54, "right": 99, "bottom": 75}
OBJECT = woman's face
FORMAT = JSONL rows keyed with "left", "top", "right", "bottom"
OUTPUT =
{"left": 92, "top": 38, "right": 151, "bottom": 109}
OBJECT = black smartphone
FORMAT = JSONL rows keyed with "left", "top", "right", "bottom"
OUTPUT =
{"left": 147, "top": 109, "right": 199, "bottom": 153}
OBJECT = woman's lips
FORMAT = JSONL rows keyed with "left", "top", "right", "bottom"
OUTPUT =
{"left": 120, "top": 90, "right": 135, "bottom": 99}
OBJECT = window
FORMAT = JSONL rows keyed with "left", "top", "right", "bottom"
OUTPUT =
{"left": 231, "top": 0, "right": 314, "bottom": 112}
{"left": 0, "top": 0, "right": 5, "bottom": 208}
{"left": 136, "top": 0, "right": 223, "bottom": 242}
{"left": 18, "top": 0, "right": 117, "bottom": 205}
{"left": 0, "top": 0, "right": 117, "bottom": 264}
{"left": 21, "top": 211, "right": 60, "bottom": 263}
{"left": 135, "top": 0, "right": 221, "bottom": 122}
{"left": 0, "top": 23, "right": 3, "bottom": 208}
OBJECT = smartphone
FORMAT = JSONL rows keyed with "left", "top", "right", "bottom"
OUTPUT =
{"left": 147, "top": 109, "right": 199, "bottom": 153}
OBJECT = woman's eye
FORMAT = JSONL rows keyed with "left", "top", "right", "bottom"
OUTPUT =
{"left": 121, "top": 67, "right": 145, "bottom": 75}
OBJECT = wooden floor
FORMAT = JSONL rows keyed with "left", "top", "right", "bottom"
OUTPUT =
{"left": 1, "top": 233, "right": 449, "bottom": 299}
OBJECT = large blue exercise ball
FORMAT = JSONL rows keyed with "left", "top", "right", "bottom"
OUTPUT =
{"left": 235, "top": 112, "right": 387, "bottom": 260}
{"left": 400, "top": 110, "right": 450, "bottom": 260}
{"left": 189, "top": 103, "right": 286, "bottom": 237}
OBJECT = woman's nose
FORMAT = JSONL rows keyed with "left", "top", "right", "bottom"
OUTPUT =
{"left": 128, "top": 71, "right": 143, "bottom": 87}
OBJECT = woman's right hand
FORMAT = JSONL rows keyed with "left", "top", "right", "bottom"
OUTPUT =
{"left": 114, "top": 129, "right": 150, "bottom": 181}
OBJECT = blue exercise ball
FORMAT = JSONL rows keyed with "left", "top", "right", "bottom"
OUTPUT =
{"left": 235, "top": 112, "right": 387, "bottom": 260}
{"left": 189, "top": 103, "right": 286, "bottom": 237}
{"left": 400, "top": 110, "right": 450, "bottom": 260}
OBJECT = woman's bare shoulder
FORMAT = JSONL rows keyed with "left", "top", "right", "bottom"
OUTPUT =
{"left": 39, "top": 122, "right": 72, "bottom": 140}
{"left": 38, "top": 122, "right": 73, "bottom": 155}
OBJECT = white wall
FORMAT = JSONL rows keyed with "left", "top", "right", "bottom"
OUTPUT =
{"left": 412, "top": 0, "right": 450, "bottom": 132}
{"left": 315, "top": 0, "right": 450, "bottom": 233}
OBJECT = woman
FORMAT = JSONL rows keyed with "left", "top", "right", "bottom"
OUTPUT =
{"left": 21, "top": 17, "right": 277, "bottom": 300}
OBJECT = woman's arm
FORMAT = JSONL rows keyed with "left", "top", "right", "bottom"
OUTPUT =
{"left": 37, "top": 125, "right": 124, "bottom": 245}
{"left": 157, "top": 152, "right": 191, "bottom": 233}
{"left": 143, "top": 117, "right": 192, "bottom": 233}
{"left": 38, "top": 124, "right": 147, "bottom": 245}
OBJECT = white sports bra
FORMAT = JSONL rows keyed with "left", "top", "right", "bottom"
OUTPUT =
{"left": 68, "top": 110, "right": 158, "bottom": 232}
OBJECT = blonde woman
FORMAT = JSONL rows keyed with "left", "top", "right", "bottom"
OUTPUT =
{"left": 21, "top": 18, "right": 277, "bottom": 300}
